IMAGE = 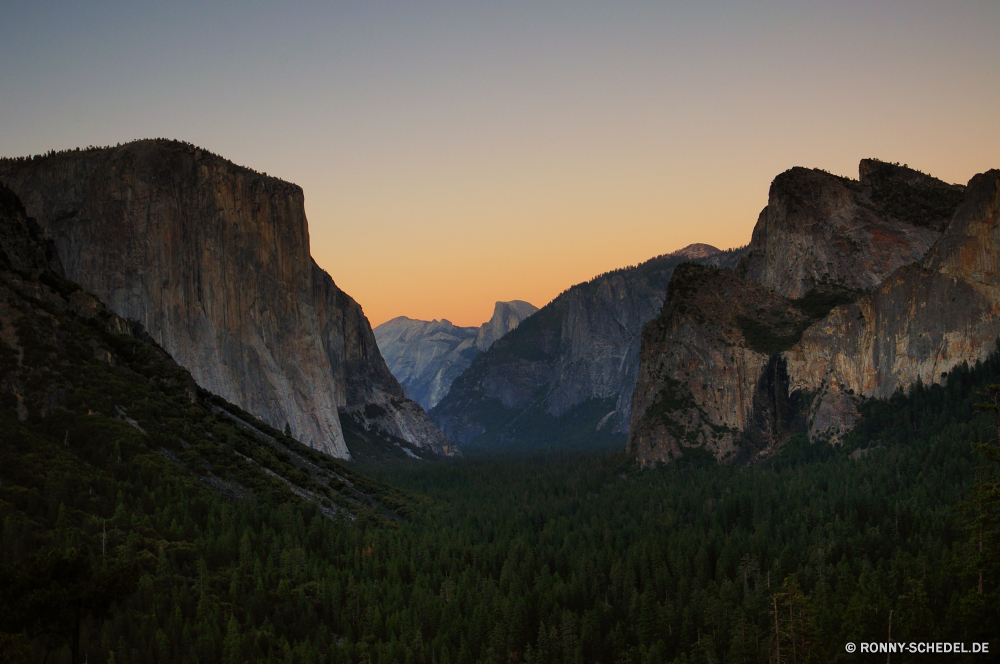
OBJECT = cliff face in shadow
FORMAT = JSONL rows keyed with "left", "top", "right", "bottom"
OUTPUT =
{"left": 629, "top": 160, "right": 975, "bottom": 465}
{"left": 0, "top": 140, "right": 453, "bottom": 459}
{"left": 431, "top": 244, "right": 748, "bottom": 450}
{"left": 374, "top": 300, "right": 537, "bottom": 412}
{"left": 627, "top": 264, "right": 807, "bottom": 466}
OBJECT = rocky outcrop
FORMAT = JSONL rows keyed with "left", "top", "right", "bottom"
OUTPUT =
{"left": 0, "top": 140, "right": 453, "bottom": 459}
{"left": 374, "top": 300, "right": 537, "bottom": 412}
{"left": 431, "top": 244, "right": 748, "bottom": 448}
{"left": 375, "top": 318, "right": 479, "bottom": 410}
{"left": 1, "top": 183, "right": 416, "bottom": 520}
{"left": 475, "top": 300, "right": 538, "bottom": 351}
{"left": 629, "top": 160, "right": 972, "bottom": 464}
{"left": 738, "top": 162, "right": 963, "bottom": 297}
{"left": 627, "top": 264, "right": 811, "bottom": 465}
{"left": 784, "top": 169, "right": 1000, "bottom": 441}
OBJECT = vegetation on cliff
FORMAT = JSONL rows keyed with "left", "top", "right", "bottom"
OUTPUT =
{"left": 0, "top": 185, "right": 416, "bottom": 661}
{"left": 737, "top": 282, "right": 862, "bottom": 356}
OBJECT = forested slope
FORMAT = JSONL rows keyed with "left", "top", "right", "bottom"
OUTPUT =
{"left": 3, "top": 179, "right": 999, "bottom": 663}
{"left": 375, "top": 354, "right": 1000, "bottom": 663}
{"left": 0, "top": 184, "right": 418, "bottom": 662}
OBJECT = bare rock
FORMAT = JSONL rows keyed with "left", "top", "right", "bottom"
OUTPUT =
{"left": 628, "top": 160, "right": 972, "bottom": 465}
{"left": 785, "top": 170, "right": 1000, "bottom": 424}
{"left": 738, "top": 161, "right": 962, "bottom": 297}
{"left": 627, "top": 263, "right": 808, "bottom": 465}
{"left": 431, "top": 244, "right": 747, "bottom": 447}
{"left": 374, "top": 300, "right": 537, "bottom": 412}
{"left": 0, "top": 140, "right": 452, "bottom": 459}
{"left": 475, "top": 300, "right": 538, "bottom": 351}
{"left": 374, "top": 317, "right": 479, "bottom": 410}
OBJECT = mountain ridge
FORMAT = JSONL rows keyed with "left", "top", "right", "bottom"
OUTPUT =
{"left": 431, "top": 243, "right": 748, "bottom": 451}
{"left": 374, "top": 300, "right": 538, "bottom": 412}
{"left": 736, "top": 161, "right": 962, "bottom": 297}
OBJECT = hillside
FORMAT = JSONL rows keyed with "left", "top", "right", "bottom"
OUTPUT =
{"left": 0, "top": 183, "right": 423, "bottom": 661}
{"left": 431, "top": 244, "right": 746, "bottom": 453}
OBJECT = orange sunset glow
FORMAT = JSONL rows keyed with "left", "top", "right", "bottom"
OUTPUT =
{"left": 2, "top": 3, "right": 998, "bottom": 327}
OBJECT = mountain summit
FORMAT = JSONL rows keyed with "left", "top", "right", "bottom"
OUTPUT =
{"left": 0, "top": 140, "right": 453, "bottom": 459}
{"left": 474, "top": 300, "right": 539, "bottom": 352}
{"left": 374, "top": 300, "right": 538, "bottom": 411}
{"left": 671, "top": 243, "right": 721, "bottom": 260}
{"left": 430, "top": 244, "right": 746, "bottom": 451}
{"left": 628, "top": 159, "right": 983, "bottom": 465}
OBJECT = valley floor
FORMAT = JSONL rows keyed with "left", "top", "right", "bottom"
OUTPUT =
{"left": 4, "top": 351, "right": 1000, "bottom": 663}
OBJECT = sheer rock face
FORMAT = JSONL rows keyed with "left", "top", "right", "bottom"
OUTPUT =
{"left": 374, "top": 300, "right": 537, "bottom": 412}
{"left": 431, "top": 244, "right": 747, "bottom": 446}
{"left": 0, "top": 183, "right": 196, "bottom": 423}
{"left": 627, "top": 264, "right": 806, "bottom": 466}
{"left": 475, "top": 301, "right": 538, "bottom": 351}
{"left": 0, "top": 140, "right": 453, "bottom": 459}
{"left": 375, "top": 318, "right": 479, "bottom": 411}
{"left": 738, "top": 162, "right": 962, "bottom": 298}
{"left": 785, "top": 169, "right": 1000, "bottom": 441}
{"left": 629, "top": 160, "right": 973, "bottom": 464}
{"left": 0, "top": 184, "right": 64, "bottom": 277}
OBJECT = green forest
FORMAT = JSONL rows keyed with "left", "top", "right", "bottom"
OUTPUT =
{"left": 3, "top": 318, "right": 1000, "bottom": 663}
{"left": 0, "top": 209, "right": 998, "bottom": 662}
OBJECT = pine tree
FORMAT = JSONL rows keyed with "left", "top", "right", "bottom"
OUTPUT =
{"left": 223, "top": 614, "right": 242, "bottom": 664}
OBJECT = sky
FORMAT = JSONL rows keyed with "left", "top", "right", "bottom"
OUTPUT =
{"left": 2, "top": 2, "right": 998, "bottom": 327}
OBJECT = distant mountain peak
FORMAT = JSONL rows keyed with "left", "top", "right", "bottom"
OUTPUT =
{"left": 670, "top": 243, "right": 721, "bottom": 259}
{"left": 430, "top": 246, "right": 748, "bottom": 451}
{"left": 374, "top": 300, "right": 537, "bottom": 411}
{"left": 476, "top": 301, "right": 539, "bottom": 352}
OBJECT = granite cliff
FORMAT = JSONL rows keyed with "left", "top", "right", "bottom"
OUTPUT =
{"left": 373, "top": 300, "right": 537, "bottom": 411}
{"left": 629, "top": 160, "right": 974, "bottom": 465}
{"left": 431, "top": 244, "right": 747, "bottom": 450}
{"left": 0, "top": 140, "right": 454, "bottom": 459}
{"left": 0, "top": 182, "right": 410, "bottom": 523}
{"left": 785, "top": 168, "right": 1000, "bottom": 442}
{"left": 738, "top": 161, "right": 962, "bottom": 297}
{"left": 628, "top": 263, "right": 813, "bottom": 465}
{"left": 474, "top": 300, "right": 539, "bottom": 352}
{"left": 0, "top": 184, "right": 63, "bottom": 278}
